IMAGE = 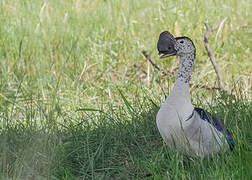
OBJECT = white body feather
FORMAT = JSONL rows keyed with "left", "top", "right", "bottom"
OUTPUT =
{"left": 156, "top": 54, "right": 228, "bottom": 157}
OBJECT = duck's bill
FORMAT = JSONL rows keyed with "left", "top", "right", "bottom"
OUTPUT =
{"left": 159, "top": 52, "right": 176, "bottom": 59}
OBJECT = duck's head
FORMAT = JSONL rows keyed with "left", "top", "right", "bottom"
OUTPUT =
{"left": 157, "top": 31, "right": 196, "bottom": 58}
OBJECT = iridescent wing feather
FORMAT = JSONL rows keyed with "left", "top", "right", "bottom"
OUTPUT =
{"left": 194, "top": 107, "right": 235, "bottom": 150}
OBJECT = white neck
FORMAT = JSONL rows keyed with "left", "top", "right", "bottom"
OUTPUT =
{"left": 166, "top": 53, "right": 195, "bottom": 120}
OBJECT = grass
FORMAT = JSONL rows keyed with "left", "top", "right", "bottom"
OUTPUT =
{"left": 0, "top": 0, "right": 251, "bottom": 179}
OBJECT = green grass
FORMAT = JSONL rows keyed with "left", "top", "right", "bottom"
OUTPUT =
{"left": 0, "top": 0, "right": 251, "bottom": 179}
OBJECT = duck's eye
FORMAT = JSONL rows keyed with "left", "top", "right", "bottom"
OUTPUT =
{"left": 180, "top": 40, "right": 184, "bottom": 44}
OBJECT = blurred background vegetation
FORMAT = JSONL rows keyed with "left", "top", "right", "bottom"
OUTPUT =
{"left": 0, "top": 0, "right": 251, "bottom": 179}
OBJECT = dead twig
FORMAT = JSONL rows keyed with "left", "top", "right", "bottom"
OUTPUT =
{"left": 215, "top": 17, "right": 227, "bottom": 42}
{"left": 204, "top": 18, "right": 227, "bottom": 91}
{"left": 141, "top": 50, "right": 175, "bottom": 79}
{"left": 133, "top": 64, "right": 148, "bottom": 75}
{"left": 141, "top": 50, "right": 223, "bottom": 91}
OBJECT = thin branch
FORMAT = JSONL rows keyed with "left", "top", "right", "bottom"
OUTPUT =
{"left": 215, "top": 17, "right": 227, "bottom": 41}
{"left": 133, "top": 63, "right": 162, "bottom": 84}
{"left": 204, "top": 18, "right": 227, "bottom": 91}
{"left": 141, "top": 50, "right": 223, "bottom": 91}
{"left": 133, "top": 64, "right": 148, "bottom": 75}
{"left": 141, "top": 50, "right": 175, "bottom": 79}
{"left": 141, "top": 50, "right": 161, "bottom": 71}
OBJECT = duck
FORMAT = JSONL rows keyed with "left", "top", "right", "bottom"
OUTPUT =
{"left": 156, "top": 31, "right": 234, "bottom": 157}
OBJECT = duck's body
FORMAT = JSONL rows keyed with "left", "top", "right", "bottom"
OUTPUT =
{"left": 156, "top": 78, "right": 229, "bottom": 157}
{"left": 156, "top": 31, "right": 234, "bottom": 157}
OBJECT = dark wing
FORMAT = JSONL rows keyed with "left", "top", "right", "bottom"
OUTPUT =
{"left": 194, "top": 107, "right": 235, "bottom": 150}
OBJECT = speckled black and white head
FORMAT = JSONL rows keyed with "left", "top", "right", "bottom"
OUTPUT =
{"left": 157, "top": 31, "right": 196, "bottom": 83}
{"left": 157, "top": 31, "right": 196, "bottom": 58}
{"left": 174, "top": 37, "right": 196, "bottom": 57}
